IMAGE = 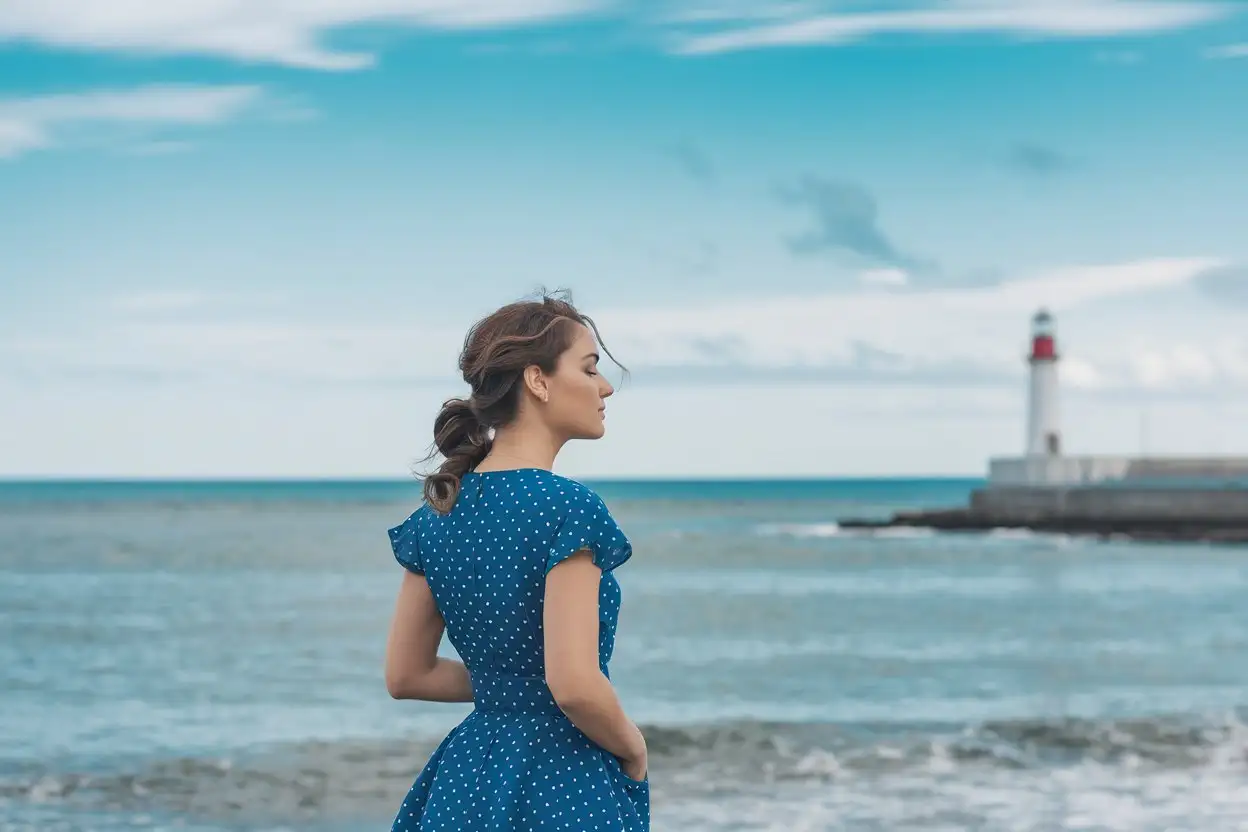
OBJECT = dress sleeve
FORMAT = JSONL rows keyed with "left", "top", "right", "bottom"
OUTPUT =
{"left": 545, "top": 489, "right": 632, "bottom": 575}
{"left": 387, "top": 509, "right": 425, "bottom": 576}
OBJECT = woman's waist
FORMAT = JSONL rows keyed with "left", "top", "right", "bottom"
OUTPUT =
{"left": 468, "top": 666, "right": 609, "bottom": 715}
{"left": 469, "top": 670, "right": 561, "bottom": 715}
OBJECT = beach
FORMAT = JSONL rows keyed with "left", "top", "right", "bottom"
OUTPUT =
{"left": 2, "top": 478, "right": 1246, "bottom": 831}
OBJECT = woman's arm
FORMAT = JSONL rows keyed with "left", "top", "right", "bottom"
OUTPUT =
{"left": 543, "top": 551, "right": 647, "bottom": 777}
{"left": 385, "top": 570, "right": 474, "bottom": 702}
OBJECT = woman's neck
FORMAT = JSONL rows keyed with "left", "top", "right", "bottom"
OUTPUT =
{"left": 477, "top": 426, "right": 561, "bottom": 472}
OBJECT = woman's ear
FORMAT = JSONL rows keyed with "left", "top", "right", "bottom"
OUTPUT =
{"left": 523, "top": 365, "right": 550, "bottom": 403}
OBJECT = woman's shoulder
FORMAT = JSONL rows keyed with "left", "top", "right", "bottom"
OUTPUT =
{"left": 485, "top": 469, "right": 614, "bottom": 523}
{"left": 391, "top": 501, "right": 432, "bottom": 539}
{"left": 541, "top": 471, "right": 611, "bottom": 512}
{"left": 541, "top": 473, "right": 631, "bottom": 572}
{"left": 461, "top": 468, "right": 612, "bottom": 521}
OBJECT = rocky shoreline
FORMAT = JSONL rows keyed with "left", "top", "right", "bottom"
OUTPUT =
{"left": 839, "top": 506, "right": 1248, "bottom": 544}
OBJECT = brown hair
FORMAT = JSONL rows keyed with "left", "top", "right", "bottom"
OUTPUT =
{"left": 417, "top": 289, "right": 625, "bottom": 514}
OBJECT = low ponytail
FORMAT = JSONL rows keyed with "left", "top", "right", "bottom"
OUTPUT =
{"left": 422, "top": 397, "right": 492, "bottom": 513}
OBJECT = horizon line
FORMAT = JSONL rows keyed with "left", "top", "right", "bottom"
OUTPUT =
{"left": 0, "top": 473, "right": 987, "bottom": 484}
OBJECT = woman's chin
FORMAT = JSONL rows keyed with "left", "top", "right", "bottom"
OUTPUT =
{"left": 576, "top": 422, "right": 607, "bottom": 440}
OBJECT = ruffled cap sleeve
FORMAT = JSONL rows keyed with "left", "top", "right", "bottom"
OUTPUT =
{"left": 387, "top": 508, "right": 425, "bottom": 575}
{"left": 545, "top": 488, "right": 632, "bottom": 575}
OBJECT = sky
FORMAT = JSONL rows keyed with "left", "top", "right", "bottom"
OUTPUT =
{"left": 2, "top": 0, "right": 1248, "bottom": 479}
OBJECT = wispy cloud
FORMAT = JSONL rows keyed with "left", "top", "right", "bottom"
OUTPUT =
{"left": 106, "top": 288, "right": 293, "bottom": 316}
{"left": 642, "top": 237, "right": 720, "bottom": 275}
{"left": 1, "top": 1, "right": 1230, "bottom": 66}
{"left": 0, "top": 0, "right": 604, "bottom": 71}
{"left": 660, "top": 1, "right": 824, "bottom": 25}
{"left": 777, "top": 176, "right": 936, "bottom": 277}
{"left": 109, "top": 291, "right": 214, "bottom": 314}
{"left": 1204, "top": 42, "right": 1248, "bottom": 58}
{"left": 674, "top": 1, "right": 1230, "bottom": 55}
{"left": 666, "top": 140, "right": 716, "bottom": 186}
{"left": 680, "top": 240, "right": 720, "bottom": 275}
{"left": 124, "top": 139, "right": 199, "bottom": 157}
{"left": 1004, "top": 142, "right": 1077, "bottom": 177}
{"left": 5, "top": 257, "right": 1230, "bottom": 393}
{"left": 1093, "top": 47, "right": 1144, "bottom": 64}
{"left": 859, "top": 268, "right": 909, "bottom": 288}
{"left": 1193, "top": 264, "right": 1248, "bottom": 305}
{"left": 602, "top": 256, "right": 1241, "bottom": 392}
{"left": 0, "top": 84, "right": 261, "bottom": 160}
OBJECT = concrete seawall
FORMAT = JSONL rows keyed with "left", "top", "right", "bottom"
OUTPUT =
{"left": 840, "top": 486, "right": 1248, "bottom": 544}
{"left": 969, "top": 486, "right": 1248, "bottom": 523}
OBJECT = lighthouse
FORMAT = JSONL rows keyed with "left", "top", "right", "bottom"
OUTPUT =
{"left": 1026, "top": 309, "right": 1061, "bottom": 457}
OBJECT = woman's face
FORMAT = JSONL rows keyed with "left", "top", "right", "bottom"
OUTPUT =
{"left": 543, "top": 323, "right": 614, "bottom": 440}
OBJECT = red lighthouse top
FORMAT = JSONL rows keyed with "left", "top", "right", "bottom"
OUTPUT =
{"left": 1029, "top": 309, "right": 1057, "bottom": 362}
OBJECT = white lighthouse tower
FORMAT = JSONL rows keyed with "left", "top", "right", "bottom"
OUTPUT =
{"left": 987, "top": 308, "right": 1248, "bottom": 490}
{"left": 1026, "top": 309, "right": 1061, "bottom": 457}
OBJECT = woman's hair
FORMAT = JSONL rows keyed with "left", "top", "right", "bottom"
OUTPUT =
{"left": 417, "top": 289, "right": 625, "bottom": 514}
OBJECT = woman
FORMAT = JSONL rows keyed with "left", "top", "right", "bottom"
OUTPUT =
{"left": 384, "top": 292, "right": 649, "bottom": 831}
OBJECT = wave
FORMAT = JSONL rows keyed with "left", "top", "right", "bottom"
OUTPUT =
{"left": 5, "top": 710, "right": 1244, "bottom": 818}
{"left": 754, "top": 522, "right": 941, "bottom": 540}
{"left": 6, "top": 718, "right": 1245, "bottom": 832}
{"left": 754, "top": 522, "right": 843, "bottom": 538}
{"left": 754, "top": 522, "right": 1089, "bottom": 546}
{"left": 0, "top": 737, "right": 439, "bottom": 823}
{"left": 642, "top": 710, "right": 1248, "bottom": 776}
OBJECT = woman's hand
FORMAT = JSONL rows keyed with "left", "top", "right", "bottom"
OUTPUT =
{"left": 621, "top": 749, "right": 648, "bottom": 783}
{"left": 620, "top": 723, "right": 648, "bottom": 782}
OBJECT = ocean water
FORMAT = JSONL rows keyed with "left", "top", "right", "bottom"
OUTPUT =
{"left": 2, "top": 477, "right": 1247, "bottom": 832}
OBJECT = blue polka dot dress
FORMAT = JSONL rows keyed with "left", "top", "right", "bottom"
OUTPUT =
{"left": 387, "top": 468, "right": 649, "bottom": 831}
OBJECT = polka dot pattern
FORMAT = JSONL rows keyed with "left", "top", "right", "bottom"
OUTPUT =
{"left": 386, "top": 468, "right": 649, "bottom": 831}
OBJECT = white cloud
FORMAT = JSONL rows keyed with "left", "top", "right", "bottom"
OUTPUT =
{"left": 977, "top": 257, "right": 1214, "bottom": 310}
{"left": 0, "top": 119, "right": 44, "bottom": 158}
{"left": 1061, "top": 356, "right": 1104, "bottom": 389}
{"left": 858, "top": 268, "right": 909, "bottom": 288}
{"left": 1124, "top": 338, "right": 1248, "bottom": 390}
{"left": 10, "top": 259, "right": 1248, "bottom": 477}
{"left": 0, "top": 84, "right": 261, "bottom": 159}
{"left": 109, "top": 291, "right": 214, "bottom": 314}
{"left": 0, "top": 1, "right": 1230, "bottom": 66}
{"left": 5, "top": 317, "right": 456, "bottom": 387}
{"left": 1093, "top": 48, "right": 1143, "bottom": 64}
{"left": 661, "top": 1, "right": 823, "bottom": 24}
{"left": 4, "top": 257, "right": 1237, "bottom": 394}
{"left": 107, "top": 288, "right": 294, "bottom": 316}
{"left": 1204, "top": 42, "right": 1248, "bottom": 58}
{"left": 598, "top": 256, "right": 1229, "bottom": 384}
{"left": 675, "top": 1, "right": 1230, "bottom": 55}
{"left": 125, "top": 139, "right": 199, "bottom": 156}
{"left": 0, "top": 0, "right": 603, "bottom": 70}
{"left": 1131, "top": 344, "right": 1219, "bottom": 388}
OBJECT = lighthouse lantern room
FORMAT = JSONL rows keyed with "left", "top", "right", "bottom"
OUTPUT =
{"left": 1026, "top": 309, "right": 1061, "bottom": 457}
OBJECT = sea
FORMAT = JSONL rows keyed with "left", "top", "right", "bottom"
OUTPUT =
{"left": 2, "top": 477, "right": 1246, "bottom": 832}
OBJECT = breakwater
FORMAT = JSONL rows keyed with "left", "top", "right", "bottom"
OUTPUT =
{"left": 840, "top": 486, "right": 1248, "bottom": 543}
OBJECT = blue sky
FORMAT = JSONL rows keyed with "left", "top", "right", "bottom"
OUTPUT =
{"left": 3, "top": 1, "right": 1248, "bottom": 478}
